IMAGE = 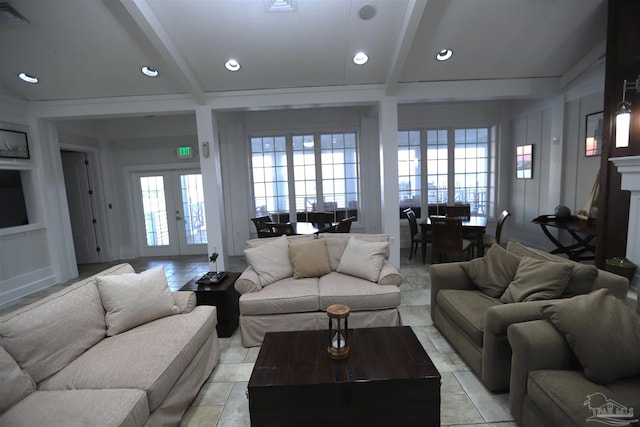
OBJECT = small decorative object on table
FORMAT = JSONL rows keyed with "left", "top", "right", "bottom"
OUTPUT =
{"left": 327, "top": 304, "right": 350, "bottom": 359}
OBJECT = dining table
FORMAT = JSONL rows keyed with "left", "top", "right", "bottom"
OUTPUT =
{"left": 267, "top": 222, "right": 336, "bottom": 235}
{"left": 419, "top": 216, "right": 488, "bottom": 264}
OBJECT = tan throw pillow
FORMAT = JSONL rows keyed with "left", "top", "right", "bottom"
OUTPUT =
{"left": 500, "top": 256, "right": 573, "bottom": 303}
{"left": 336, "top": 236, "right": 389, "bottom": 282}
{"left": 96, "top": 266, "right": 179, "bottom": 336}
{"left": 464, "top": 244, "right": 521, "bottom": 297}
{"left": 289, "top": 239, "right": 331, "bottom": 279}
{"left": 244, "top": 234, "right": 293, "bottom": 287}
{"left": 0, "top": 346, "right": 35, "bottom": 413}
{"left": 541, "top": 289, "right": 640, "bottom": 384}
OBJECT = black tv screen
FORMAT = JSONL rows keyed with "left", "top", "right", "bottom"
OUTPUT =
{"left": 0, "top": 170, "right": 29, "bottom": 228}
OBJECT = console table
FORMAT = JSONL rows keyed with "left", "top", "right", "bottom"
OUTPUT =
{"left": 532, "top": 215, "right": 597, "bottom": 262}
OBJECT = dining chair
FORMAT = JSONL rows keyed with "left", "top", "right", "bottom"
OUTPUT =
{"left": 334, "top": 216, "right": 356, "bottom": 233}
{"left": 430, "top": 216, "right": 472, "bottom": 264}
{"left": 403, "top": 208, "right": 429, "bottom": 261}
{"left": 445, "top": 204, "right": 471, "bottom": 220}
{"left": 251, "top": 215, "right": 275, "bottom": 238}
{"left": 482, "top": 209, "right": 512, "bottom": 249}
{"left": 268, "top": 222, "right": 297, "bottom": 236}
{"left": 308, "top": 212, "right": 335, "bottom": 233}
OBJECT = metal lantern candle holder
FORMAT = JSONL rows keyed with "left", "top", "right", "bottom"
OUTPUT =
{"left": 327, "top": 304, "right": 350, "bottom": 359}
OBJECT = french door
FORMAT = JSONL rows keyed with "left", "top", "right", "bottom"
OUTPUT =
{"left": 132, "top": 170, "right": 207, "bottom": 256}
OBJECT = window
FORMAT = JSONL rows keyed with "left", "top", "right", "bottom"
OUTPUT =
{"left": 251, "top": 132, "right": 359, "bottom": 224}
{"left": 398, "top": 127, "right": 490, "bottom": 217}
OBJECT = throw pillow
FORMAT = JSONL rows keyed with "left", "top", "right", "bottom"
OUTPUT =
{"left": 0, "top": 346, "right": 35, "bottom": 413}
{"left": 96, "top": 266, "right": 179, "bottom": 336}
{"left": 244, "top": 234, "right": 293, "bottom": 287}
{"left": 464, "top": 244, "right": 521, "bottom": 297}
{"left": 500, "top": 256, "right": 573, "bottom": 303}
{"left": 289, "top": 238, "right": 331, "bottom": 279}
{"left": 336, "top": 236, "right": 389, "bottom": 282}
{"left": 541, "top": 289, "right": 640, "bottom": 384}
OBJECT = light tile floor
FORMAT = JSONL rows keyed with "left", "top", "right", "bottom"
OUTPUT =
{"left": 0, "top": 250, "right": 521, "bottom": 426}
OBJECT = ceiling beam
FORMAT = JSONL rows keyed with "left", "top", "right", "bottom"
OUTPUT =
{"left": 560, "top": 39, "right": 607, "bottom": 90}
{"left": 117, "top": 0, "right": 206, "bottom": 105}
{"left": 384, "top": 0, "right": 429, "bottom": 96}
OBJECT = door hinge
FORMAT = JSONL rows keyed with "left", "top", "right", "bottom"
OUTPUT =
{"left": 96, "top": 247, "right": 101, "bottom": 253}
{"left": 84, "top": 160, "right": 89, "bottom": 165}
{"left": 88, "top": 190, "right": 93, "bottom": 195}
{"left": 92, "top": 219, "right": 97, "bottom": 224}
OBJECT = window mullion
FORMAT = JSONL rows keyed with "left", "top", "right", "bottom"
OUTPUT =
{"left": 448, "top": 127, "right": 455, "bottom": 203}
{"left": 420, "top": 128, "right": 428, "bottom": 217}
{"left": 285, "top": 134, "right": 296, "bottom": 221}
{"left": 314, "top": 132, "right": 323, "bottom": 209}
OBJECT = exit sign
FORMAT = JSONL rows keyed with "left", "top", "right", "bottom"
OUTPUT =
{"left": 177, "top": 146, "right": 194, "bottom": 159}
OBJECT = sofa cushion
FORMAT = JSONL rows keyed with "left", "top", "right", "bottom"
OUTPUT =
{"left": 0, "top": 263, "right": 133, "bottom": 383}
{"left": 244, "top": 234, "right": 293, "bottom": 287}
{"left": 0, "top": 346, "right": 35, "bottom": 414}
{"left": 464, "top": 244, "right": 521, "bottom": 297}
{"left": 239, "top": 277, "right": 319, "bottom": 315}
{"left": 526, "top": 370, "right": 616, "bottom": 427}
{"left": 541, "top": 289, "right": 640, "bottom": 384}
{"left": 0, "top": 389, "right": 149, "bottom": 427}
{"left": 319, "top": 233, "right": 389, "bottom": 271}
{"left": 97, "top": 266, "right": 179, "bottom": 336}
{"left": 318, "top": 272, "right": 401, "bottom": 311}
{"left": 506, "top": 240, "right": 598, "bottom": 297}
{"left": 337, "top": 237, "right": 389, "bottom": 282}
{"left": 39, "top": 306, "right": 217, "bottom": 411}
{"left": 289, "top": 238, "right": 331, "bottom": 279}
{"left": 437, "top": 289, "right": 502, "bottom": 347}
{"left": 500, "top": 256, "right": 573, "bottom": 303}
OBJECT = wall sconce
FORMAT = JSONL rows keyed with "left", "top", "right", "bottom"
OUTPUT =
{"left": 616, "top": 75, "right": 640, "bottom": 148}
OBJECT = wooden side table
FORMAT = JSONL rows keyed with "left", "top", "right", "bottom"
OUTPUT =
{"left": 179, "top": 272, "right": 240, "bottom": 338}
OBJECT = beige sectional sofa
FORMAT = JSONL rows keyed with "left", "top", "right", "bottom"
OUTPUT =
{"left": 430, "top": 240, "right": 629, "bottom": 392}
{"left": 0, "top": 263, "right": 219, "bottom": 427}
{"left": 508, "top": 291, "right": 640, "bottom": 427}
{"left": 235, "top": 233, "right": 403, "bottom": 347}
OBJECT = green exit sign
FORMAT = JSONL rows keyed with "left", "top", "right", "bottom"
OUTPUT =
{"left": 177, "top": 146, "right": 194, "bottom": 159}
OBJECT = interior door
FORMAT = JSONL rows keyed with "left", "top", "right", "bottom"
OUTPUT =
{"left": 133, "top": 170, "right": 207, "bottom": 257}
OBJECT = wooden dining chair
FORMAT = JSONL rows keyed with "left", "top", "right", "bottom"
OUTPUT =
{"left": 482, "top": 209, "right": 512, "bottom": 249}
{"left": 403, "top": 208, "right": 429, "bottom": 261}
{"left": 430, "top": 216, "right": 472, "bottom": 264}
{"left": 251, "top": 215, "right": 275, "bottom": 238}
{"left": 268, "top": 222, "right": 296, "bottom": 236}
{"left": 308, "top": 212, "right": 335, "bottom": 233}
{"left": 334, "top": 216, "right": 356, "bottom": 233}
{"left": 445, "top": 204, "right": 471, "bottom": 220}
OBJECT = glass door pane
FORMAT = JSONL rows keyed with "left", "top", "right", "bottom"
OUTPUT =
{"left": 140, "top": 176, "right": 170, "bottom": 246}
{"left": 180, "top": 173, "right": 207, "bottom": 245}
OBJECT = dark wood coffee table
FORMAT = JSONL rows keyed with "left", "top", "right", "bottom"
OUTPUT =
{"left": 248, "top": 326, "right": 441, "bottom": 426}
{"left": 179, "top": 272, "right": 240, "bottom": 338}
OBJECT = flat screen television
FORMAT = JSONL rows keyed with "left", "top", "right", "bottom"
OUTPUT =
{"left": 0, "top": 170, "right": 29, "bottom": 228}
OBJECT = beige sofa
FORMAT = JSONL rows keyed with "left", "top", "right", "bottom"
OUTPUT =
{"left": 430, "top": 240, "right": 629, "bottom": 392}
{"left": 508, "top": 291, "right": 640, "bottom": 427}
{"left": 0, "top": 263, "right": 219, "bottom": 427}
{"left": 235, "top": 233, "right": 403, "bottom": 347}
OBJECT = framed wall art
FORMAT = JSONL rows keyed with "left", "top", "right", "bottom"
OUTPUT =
{"left": 516, "top": 144, "right": 533, "bottom": 179}
{"left": 585, "top": 111, "right": 603, "bottom": 157}
{"left": 0, "top": 129, "right": 30, "bottom": 159}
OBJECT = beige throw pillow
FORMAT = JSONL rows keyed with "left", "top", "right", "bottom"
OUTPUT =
{"left": 541, "top": 289, "right": 640, "bottom": 384}
{"left": 244, "top": 234, "right": 293, "bottom": 287}
{"left": 500, "top": 256, "right": 573, "bottom": 303}
{"left": 289, "top": 239, "right": 331, "bottom": 279}
{"left": 336, "top": 236, "right": 389, "bottom": 282}
{"left": 464, "top": 244, "right": 521, "bottom": 297}
{"left": 0, "top": 346, "right": 35, "bottom": 413}
{"left": 96, "top": 266, "right": 179, "bottom": 336}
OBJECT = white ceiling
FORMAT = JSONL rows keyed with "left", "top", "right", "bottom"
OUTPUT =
{"left": 0, "top": 0, "right": 607, "bottom": 104}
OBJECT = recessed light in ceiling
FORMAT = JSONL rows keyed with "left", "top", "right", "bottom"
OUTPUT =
{"left": 436, "top": 49, "right": 453, "bottom": 61}
{"left": 353, "top": 52, "right": 368, "bottom": 65}
{"left": 18, "top": 72, "right": 38, "bottom": 84}
{"left": 141, "top": 66, "right": 159, "bottom": 77}
{"left": 225, "top": 59, "right": 241, "bottom": 72}
{"left": 358, "top": 4, "right": 377, "bottom": 20}
{"left": 264, "top": 0, "right": 295, "bottom": 12}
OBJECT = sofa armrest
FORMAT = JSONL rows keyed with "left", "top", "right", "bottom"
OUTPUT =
{"left": 235, "top": 266, "right": 261, "bottom": 294}
{"left": 430, "top": 262, "right": 475, "bottom": 319}
{"left": 593, "top": 270, "right": 629, "bottom": 300}
{"left": 484, "top": 300, "right": 560, "bottom": 335}
{"left": 378, "top": 260, "right": 402, "bottom": 286}
{"left": 507, "top": 319, "right": 577, "bottom": 424}
{"left": 172, "top": 291, "right": 197, "bottom": 313}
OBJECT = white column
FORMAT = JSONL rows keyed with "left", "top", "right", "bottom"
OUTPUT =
{"left": 610, "top": 155, "right": 640, "bottom": 289}
{"left": 378, "top": 97, "right": 400, "bottom": 267}
{"left": 196, "top": 107, "right": 227, "bottom": 271}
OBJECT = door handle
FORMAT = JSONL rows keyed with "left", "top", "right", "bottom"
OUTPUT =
{"left": 176, "top": 216, "right": 183, "bottom": 221}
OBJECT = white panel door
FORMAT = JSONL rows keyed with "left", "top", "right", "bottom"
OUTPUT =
{"left": 133, "top": 170, "right": 207, "bottom": 257}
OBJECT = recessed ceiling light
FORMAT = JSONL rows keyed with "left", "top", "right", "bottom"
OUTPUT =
{"left": 358, "top": 4, "right": 377, "bottom": 20}
{"left": 18, "top": 72, "right": 38, "bottom": 84}
{"left": 225, "top": 59, "right": 241, "bottom": 72}
{"left": 436, "top": 49, "right": 453, "bottom": 61}
{"left": 353, "top": 52, "right": 368, "bottom": 65}
{"left": 141, "top": 66, "right": 159, "bottom": 77}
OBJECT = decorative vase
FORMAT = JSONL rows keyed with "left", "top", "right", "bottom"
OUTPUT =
{"left": 554, "top": 205, "right": 571, "bottom": 219}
